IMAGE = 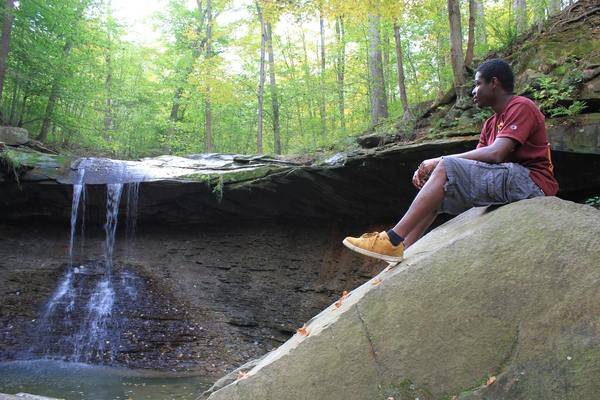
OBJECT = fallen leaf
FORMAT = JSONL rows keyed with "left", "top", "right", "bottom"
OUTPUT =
{"left": 486, "top": 376, "right": 497, "bottom": 386}
{"left": 296, "top": 325, "right": 309, "bottom": 337}
{"left": 236, "top": 371, "right": 249, "bottom": 380}
{"left": 371, "top": 278, "right": 382, "bottom": 286}
{"left": 334, "top": 290, "right": 350, "bottom": 309}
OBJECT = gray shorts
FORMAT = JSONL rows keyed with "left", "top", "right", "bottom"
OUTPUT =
{"left": 440, "top": 157, "right": 545, "bottom": 215}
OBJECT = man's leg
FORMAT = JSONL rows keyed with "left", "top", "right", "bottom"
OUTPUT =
{"left": 343, "top": 158, "right": 451, "bottom": 262}
{"left": 390, "top": 158, "right": 447, "bottom": 239}
{"left": 402, "top": 210, "right": 437, "bottom": 249}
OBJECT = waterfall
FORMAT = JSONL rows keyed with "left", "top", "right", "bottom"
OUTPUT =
{"left": 103, "top": 184, "right": 123, "bottom": 275}
{"left": 72, "top": 183, "right": 123, "bottom": 362}
{"left": 68, "top": 169, "right": 85, "bottom": 267}
{"left": 31, "top": 174, "right": 142, "bottom": 364}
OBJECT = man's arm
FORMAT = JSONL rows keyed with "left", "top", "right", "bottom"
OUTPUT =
{"left": 413, "top": 138, "right": 517, "bottom": 188}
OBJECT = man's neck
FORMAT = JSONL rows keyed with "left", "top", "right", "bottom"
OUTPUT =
{"left": 491, "top": 93, "right": 514, "bottom": 114}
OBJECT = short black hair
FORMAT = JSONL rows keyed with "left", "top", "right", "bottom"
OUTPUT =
{"left": 476, "top": 59, "right": 514, "bottom": 93}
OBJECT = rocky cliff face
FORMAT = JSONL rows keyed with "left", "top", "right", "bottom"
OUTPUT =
{"left": 204, "top": 197, "right": 600, "bottom": 400}
{"left": 0, "top": 221, "right": 385, "bottom": 376}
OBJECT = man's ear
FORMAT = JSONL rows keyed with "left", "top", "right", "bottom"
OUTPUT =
{"left": 490, "top": 76, "right": 500, "bottom": 90}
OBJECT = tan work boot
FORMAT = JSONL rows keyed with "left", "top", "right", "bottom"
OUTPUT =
{"left": 342, "top": 231, "right": 404, "bottom": 262}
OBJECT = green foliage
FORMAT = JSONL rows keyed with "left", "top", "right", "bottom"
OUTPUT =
{"left": 212, "top": 174, "right": 224, "bottom": 203}
{"left": 585, "top": 196, "right": 600, "bottom": 210}
{"left": 0, "top": 149, "right": 23, "bottom": 185}
{"left": 472, "top": 108, "right": 493, "bottom": 124}
{"left": 0, "top": 0, "right": 581, "bottom": 159}
{"left": 528, "top": 76, "right": 586, "bottom": 118}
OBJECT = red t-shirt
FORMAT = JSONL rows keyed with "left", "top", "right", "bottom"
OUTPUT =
{"left": 477, "top": 96, "right": 559, "bottom": 196}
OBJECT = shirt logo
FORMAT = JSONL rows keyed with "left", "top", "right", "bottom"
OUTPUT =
{"left": 510, "top": 124, "right": 518, "bottom": 130}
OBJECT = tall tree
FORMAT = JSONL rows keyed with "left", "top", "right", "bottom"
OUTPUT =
{"left": 513, "top": 0, "right": 528, "bottom": 35}
{"left": 475, "top": 0, "right": 487, "bottom": 49}
{"left": 393, "top": 19, "right": 411, "bottom": 120}
{"left": 318, "top": 7, "right": 326, "bottom": 137}
{"left": 465, "top": 0, "right": 476, "bottom": 67}
{"left": 266, "top": 22, "right": 281, "bottom": 154}
{"left": 169, "top": 0, "right": 207, "bottom": 128}
{"left": 256, "top": 1, "right": 266, "bottom": 154}
{"left": 0, "top": 0, "right": 14, "bottom": 122}
{"left": 38, "top": 42, "right": 73, "bottom": 141}
{"left": 104, "top": 0, "right": 114, "bottom": 137}
{"left": 334, "top": 15, "right": 345, "bottom": 131}
{"left": 367, "top": 14, "right": 388, "bottom": 125}
{"left": 204, "top": 0, "right": 213, "bottom": 152}
{"left": 447, "top": 0, "right": 467, "bottom": 101}
{"left": 547, "top": 0, "right": 561, "bottom": 16}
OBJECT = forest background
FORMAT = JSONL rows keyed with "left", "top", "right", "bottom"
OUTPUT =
{"left": 0, "top": 0, "right": 570, "bottom": 159}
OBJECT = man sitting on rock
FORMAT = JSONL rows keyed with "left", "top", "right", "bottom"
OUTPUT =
{"left": 343, "top": 59, "right": 558, "bottom": 263}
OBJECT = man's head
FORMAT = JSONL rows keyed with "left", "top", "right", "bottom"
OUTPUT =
{"left": 472, "top": 59, "right": 514, "bottom": 107}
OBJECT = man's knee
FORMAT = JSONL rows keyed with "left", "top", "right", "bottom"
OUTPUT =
{"left": 432, "top": 158, "right": 447, "bottom": 180}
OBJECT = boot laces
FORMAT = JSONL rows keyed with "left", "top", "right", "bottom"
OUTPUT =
{"left": 360, "top": 232, "right": 380, "bottom": 239}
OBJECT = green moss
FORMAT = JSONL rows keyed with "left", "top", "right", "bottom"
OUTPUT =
{"left": 184, "top": 165, "right": 285, "bottom": 186}
{"left": 0, "top": 149, "right": 25, "bottom": 184}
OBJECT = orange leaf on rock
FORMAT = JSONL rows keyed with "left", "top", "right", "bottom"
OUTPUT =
{"left": 334, "top": 290, "right": 350, "bottom": 309}
{"left": 297, "top": 325, "right": 309, "bottom": 337}
{"left": 486, "top": 376, "right": 497, "bottom": 386}
{"left": 371, "top": 278, "right": 382, "bottom": 286}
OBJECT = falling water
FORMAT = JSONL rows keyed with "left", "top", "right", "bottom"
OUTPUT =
{"left": 103, "top": 184, "right": 123, "bottom": 275}
{"left": 72, "top": 183, "right": 123, "bottom": 361}
{"left": 31, "top": 179, "right": 136, "bottom": 364}
{"left": 68, "top": 169, "right": 85, "bottom": 267}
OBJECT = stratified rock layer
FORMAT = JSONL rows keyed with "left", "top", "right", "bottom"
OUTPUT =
{"left": 206, "top": 197, "right": 600, "bottom": 400}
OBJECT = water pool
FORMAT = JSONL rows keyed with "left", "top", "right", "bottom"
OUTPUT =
{"left": 0, "top": 360, "right": 212, "bottom": 400}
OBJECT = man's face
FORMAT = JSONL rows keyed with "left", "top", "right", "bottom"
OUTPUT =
{"left": 472, "top": 71, "right": 495, "bottom": 107}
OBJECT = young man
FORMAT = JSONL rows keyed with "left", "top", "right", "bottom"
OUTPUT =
{"left": 343, "top": 59, "right": 558, "bottom": 262}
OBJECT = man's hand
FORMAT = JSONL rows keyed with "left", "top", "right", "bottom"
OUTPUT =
{"left": 412, "top": 157, "right": 441, "bottom": 189}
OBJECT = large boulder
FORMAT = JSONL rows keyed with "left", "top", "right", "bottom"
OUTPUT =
{"left": 0, "top": 127, "right": 29, "bottom": 146}
{"left": 205, "top": 197, "right": 600, "bottom": 400}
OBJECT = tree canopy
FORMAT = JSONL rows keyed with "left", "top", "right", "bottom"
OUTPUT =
{"left": 0, "top": 0, "right": 570, "bottom": 159}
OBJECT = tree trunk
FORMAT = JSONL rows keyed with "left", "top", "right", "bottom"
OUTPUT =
{"left": 367, "top": 14, "right": 388, "bottom": 126}
{"left": 8, "top": 76, "right": 16, "bottom": 124}
{"left": 547, "top": 0, "right": 560, "bottom": 16}
{"left": 266, "top": 22, "right": 281, "bottom": 155}
{"left": 465, "top": 0, "right": 476, "bottom": 67}
{"left": 204, "top": 0, "right": 213, "bottom": 152}
{"left": 300, "top": 28, "right": 315, "bottom": 133}
{"left": 39, "top": 41, "right": 73, "bottom": 141}
{"left": 169, "top": 0, "right": 206, "bottom": 126}
{"left": 104, "top": 1, "right": 113, "bottom": 137}
{"left": 393, "top": 20, "right": 411, "bottom": 120}
{"left": 318, "top": 10, "right": 326, "bottom": 138}
{"left": 0, "top": 0, "right": 14, "bottom": 123}
{"left": 335, "top": 16, "right": 345, "bottom": 132}
{"left": 17, "top": 93, "right": 27, "bottom": 127}
{"left": 475, "top": 0, "right": 487, "bottom": 49}
{"left": 256, "top": 1, "right": 266, "bottom": 155}
{"left": 447, "top": 0, "right": 467, "bottom": 101}
{"left": 513, "top": 0, "right": 527, "bottom": 35}
{"left": 383, "top": 26, "right": 391, "bottom": 102}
